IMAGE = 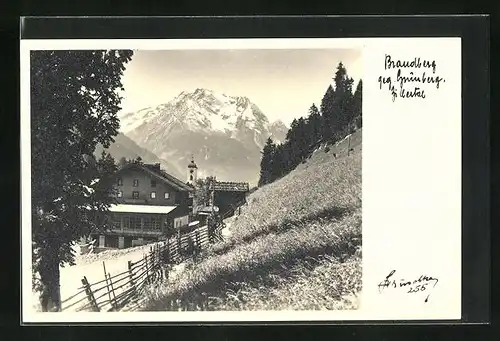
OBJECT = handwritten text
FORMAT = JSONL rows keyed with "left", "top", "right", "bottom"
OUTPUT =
{"left": 378, "top": 55, "right": 446, "bottom": 102}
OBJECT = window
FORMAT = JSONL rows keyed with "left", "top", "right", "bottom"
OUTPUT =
{"left": 133, "top": 179, "right": 139, "bottom": 187}
{"left": 130, "top": 216, "right": 141, "bottom": 230}
{"left": 132, "top": 191, "right": 139, "bottom": 199}
{"left": 143, "top": 216, "right": 160, "bottom": 231}
{"left": 117, "top": 178, "right": 123, "bottom": 186}
{"left": 117, "top": 190, "right": 123, "bottom": 198}
{"left": 151, "top": 179, "right": 157, "bottom": 187}
{"left": 150, "top": 191, "right": 156, "bottom": 199}
{"left": 164, "top": 192, "right": 170, "bottom": 199}
{"left": 112, "top": 216, "right": 121, "bottom": 229}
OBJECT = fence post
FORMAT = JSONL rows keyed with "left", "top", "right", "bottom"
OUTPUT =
{"left": 195, "top": 230, "right": 200, "bottom": 254}
{"left": 81, "top": 276, "right": 99, "bottom": 312}
{"left": 102, "top": 261, "right": 115, "bottom": 311}
{"left": 154, "top": 244, "right": 160, "bottom": 281}
{"left": 166, "top": 239, "right": 170, "bottom": 263}
{"left": 144, "top": 254, "right": 150, "bottom": 284}
{"left": 107, "top": 272, "right": 118, "bottom": 310}
{"left": 208, "top": 219, "right": 213, "bottom": 244}
{"left": 128, "top": 260, "right": 136, "bottom": 294}
{"left": 156, "top": 244, "right": 160, "bottom": 266}
{"left": 347, "top": 133, "right": 352, "bottom": 156}
{"left": 156, "top": 243, "right": 162, "bottom": 282}
{"left": 177, "top": 232, "right": 182, "bottom": 257}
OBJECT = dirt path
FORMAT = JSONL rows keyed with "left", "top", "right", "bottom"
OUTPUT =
{"left": 59, "top": 245, "right": 151, "bottom": 311}
{"left": 32, "top": 224, "right": 229, "bottom": 312}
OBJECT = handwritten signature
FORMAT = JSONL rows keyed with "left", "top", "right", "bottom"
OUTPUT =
{"left": 377, "top": 270, "right": 439, "bottom": 303}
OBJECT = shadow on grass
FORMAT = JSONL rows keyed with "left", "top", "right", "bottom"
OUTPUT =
{"left": 142, "top": 213, "right": 361, "bottom": 312}
{"left": 209, "top": 205, "right": 355, "bottom": 257}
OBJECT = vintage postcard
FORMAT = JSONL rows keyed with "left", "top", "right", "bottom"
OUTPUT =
{"left": 21, "top": 37, "right": 462, "bottom": 323}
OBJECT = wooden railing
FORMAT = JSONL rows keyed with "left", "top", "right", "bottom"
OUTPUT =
{"left": 108, "top": 229, "right": 163, "bottom": 237}
{"left": 61, "top": 225, "right": 212, "bottom": 312}
{"left": 60, "top": 199, "right": 248, "bottom": 312}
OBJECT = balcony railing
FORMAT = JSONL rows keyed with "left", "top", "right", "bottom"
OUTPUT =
{"left": 108, "top": 229, "right": 162, "bottom": 237}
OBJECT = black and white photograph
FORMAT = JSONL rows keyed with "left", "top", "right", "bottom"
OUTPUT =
{"left": 21, "top": 29, "right": 468, "bottom": 323}
{"left": 27, "top": 46, "right": 363, "bottom": 314}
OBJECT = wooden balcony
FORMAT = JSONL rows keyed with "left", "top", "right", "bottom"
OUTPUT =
{"left": 107, "top": 228, "right": 163, "bottom": 237}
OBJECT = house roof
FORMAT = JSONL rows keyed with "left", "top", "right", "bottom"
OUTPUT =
{"left": 210, "top": 181, "right": 250, "bottom": 192}
{"left": 109, "top": 204, "right": 178, "bottom": 214}
{"left": 118, "top": 162, "right": 194, "bottom": 192}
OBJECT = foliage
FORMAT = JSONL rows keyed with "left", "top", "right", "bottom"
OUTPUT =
{"left": 258, "top": 62, "right": 363, "bottom": 187}
{"left": 258, "top": 137, "right": 276, "bottom": 186}
{"left": 352, "top": 80, "right": 363, "bottom": 129}
{"left": 118, "top": 156, "right": 128, "bottom": 168}
{"left": 30, "top": 49, "right": 133, "bottom": 311}
{"left": 193, "top": 176, "right": 216, "bottom": 208}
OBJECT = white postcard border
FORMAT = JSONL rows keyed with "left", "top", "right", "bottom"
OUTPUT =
{"left": 21, "top": 37, "right": 462, "bottom": 323}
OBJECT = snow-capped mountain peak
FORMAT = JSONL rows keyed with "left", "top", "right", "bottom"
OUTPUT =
{"left": 119, "top": 88, "right": 289, "bottom": 185}
{"left": 120, "top": 88, "right": 275, "bottom": 144}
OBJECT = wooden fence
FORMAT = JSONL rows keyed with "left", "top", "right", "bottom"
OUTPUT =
{"left": 60, "top": 224, "right": 212, "bottom": 312}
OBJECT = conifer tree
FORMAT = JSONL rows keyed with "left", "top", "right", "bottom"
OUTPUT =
{"left": 260, "top": 64, "right": 361, "bottom": 187}
{"left": 270, "top": 144, "right": 286, "bottom": 182}
{"left": 320, "top": 85, "right": 336, "bottom": 141}
{"left": 308, "top": 103, "right": 323, "bottom": 146}
{"left": 258, "top": 137, "right": 276, "bottom": 186}
{"left": 352, "top": 79, "right": 363, "bottom": 129}
{"left": 331, "top": 62, "right": 354, "bottom": 138}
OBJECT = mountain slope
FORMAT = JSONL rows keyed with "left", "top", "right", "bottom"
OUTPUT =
{"left": 120, "top": 88, "right": 288, "bottom": 186}
{"left": 94, "top": 133, "right": 184, "bottom": 180}
{"left": 139, "top": 129, "right": 362, "bottom": 311}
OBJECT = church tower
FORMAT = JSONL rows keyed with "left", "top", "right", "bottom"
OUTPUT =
{"left": 187, "top": 155, "right": 198, "bottom": 185}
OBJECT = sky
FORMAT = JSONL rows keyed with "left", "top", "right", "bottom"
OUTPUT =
{"left": 118, "top": 49, "right": 362, "bottom": 126}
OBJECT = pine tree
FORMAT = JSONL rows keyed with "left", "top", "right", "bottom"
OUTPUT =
{"left": 270, "top": 144, "right": 286, "bottom": 182}
{"left": 308, "top": 103, "right": 322, "bottom": 146}
{"left": 320, "top": 85, "right": 335, "bottom": 141}
{"left": 260, "top": 64, "right": 361, "bottom": 187}
{"left": 280, "top": 140, "right": 293, "bottom": 174}
{"left": 31, "top": 49, "right": 133, "bottom": 311}
{"left": 258, "top": 137, "right": 276, "bottom": 186}
{"left": 331, "top": 62, "right": 354, "bottom": 138}
{"left": 352, "top": 79, "right": 363, "bottom": 129}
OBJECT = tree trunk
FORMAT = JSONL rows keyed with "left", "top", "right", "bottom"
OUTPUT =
{"left": 38, "top": 248, "right": 62, "bottom": 312}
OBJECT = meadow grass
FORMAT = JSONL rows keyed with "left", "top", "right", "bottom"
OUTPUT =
{"left": 208, "top": 249, "right": 362, "bottom": 311}
{"left": 139, "top": 134, "right": 362, "bottom": 311}
{"left": 141, "top": 208, "right": 361, "bottom": 311}
{"left": 210, "top": 151, "right": 361, "bottom": 255}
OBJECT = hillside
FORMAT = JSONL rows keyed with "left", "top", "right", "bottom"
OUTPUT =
{"left": 119, "top": 88, "right": 288, "bottom": 186}
{"left": 94, "top": 133, "right": 184, "bottom": 180}
{"left": 139, "top": 129, "right": 362, "bottom": 311}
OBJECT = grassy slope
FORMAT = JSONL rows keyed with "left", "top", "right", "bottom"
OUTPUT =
{"left": 140, "top": 129, "right": 362, "bottom": 311}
